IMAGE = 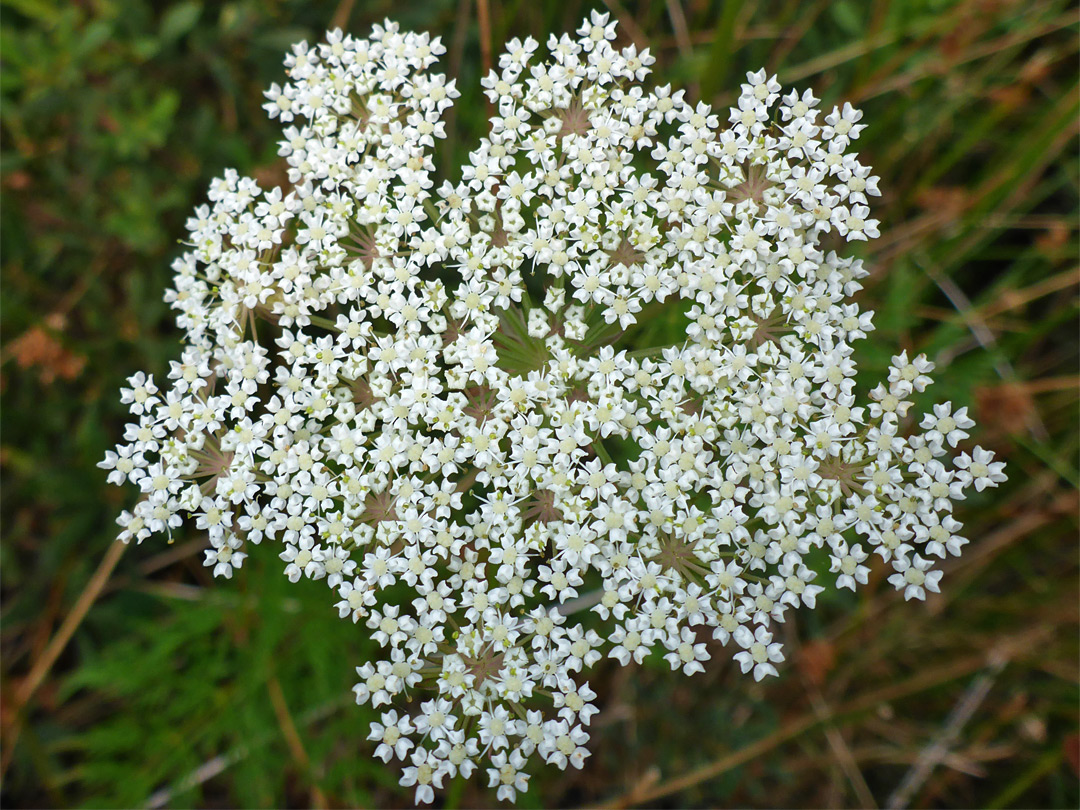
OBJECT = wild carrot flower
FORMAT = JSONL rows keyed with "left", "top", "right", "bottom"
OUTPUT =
{"left": 102, "top": 12, "right": 1006, "bottom": 803}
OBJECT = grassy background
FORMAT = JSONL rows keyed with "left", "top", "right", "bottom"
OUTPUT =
{"left": 1, "top": 0, "right": 1077, "bottom": 806}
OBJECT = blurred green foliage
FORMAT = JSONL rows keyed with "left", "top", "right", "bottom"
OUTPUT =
{"left": 1, "top": 0, "right": 1077, "bottom": 807}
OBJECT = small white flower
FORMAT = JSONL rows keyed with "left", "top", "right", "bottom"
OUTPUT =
{"left": 888, "top": 553, "right": 943, "bottom": 601}
{"left": 733, "top": 625, "right": 785, "bottom": 681}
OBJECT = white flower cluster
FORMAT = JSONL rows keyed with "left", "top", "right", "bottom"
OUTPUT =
{"left": 102, "top": 13, "right": 1007, "bottom": 804}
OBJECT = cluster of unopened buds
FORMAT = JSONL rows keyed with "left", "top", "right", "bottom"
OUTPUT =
{"left": 102, "top": 12, "right": 1007, "bottom": 803}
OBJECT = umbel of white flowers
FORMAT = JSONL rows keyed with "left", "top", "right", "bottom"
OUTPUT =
{"left": 101, "top": 11, "right": 1007, "bottom": 804}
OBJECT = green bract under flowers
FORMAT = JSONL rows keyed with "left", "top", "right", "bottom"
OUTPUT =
{"left": 102, "top": 12, "right": 1007, "bottom": 804}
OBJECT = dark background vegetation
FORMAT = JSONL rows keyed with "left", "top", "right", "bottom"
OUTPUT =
{"left": 1, "top": 0, "right": 1077, "bottom": 807}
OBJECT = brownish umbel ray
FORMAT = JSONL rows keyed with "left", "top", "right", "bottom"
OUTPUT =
{"left": 655, "top": 532, "right": 705, "bottom": 580}
{"left": 189, "top": 438, "right": 235, "bottom": 495}
{"left": 727, "top": 161, "right": 775, "bottom": 207}
{"left": 607, "top": 236, "right": 646, "bottom": 268}
{"left": 522, "top": 488, "right": 562, "bottom": 526}
{"left": 359, "top": 489, "right": 399, "bottom": 524}
{"left": 680, "top": 396, "right": 705, "bottom": 416}
{"left": 463, "top": 385, "right": 500, "bottom": 424}
{"left": 749, "top": 310, "right": 790, "bottom": 349}
{"left": 567, "top": 386, "right": 591, "bottom": 405}
{"left": 490, "top": 222, "right": 509, "bottom": 248}
{"left": 816, "top": 455, "right": 869, "bottom": 498}
{"left": 348, "top": 93, "right": 373, "bottom": 128}
{"left": 344, "top": 224, "right": 381, "bottom": 270}
{"left": 462, "top": 645, "right": 506, "bottom": 686}
{"left": 349, "top": 376, "right": 380, "bottom": 410}
{"left": 442, "top": 318, "right": 466, "bottom": 347}
{"left": 549, "top": 96, "right": 593, "bottom": 140}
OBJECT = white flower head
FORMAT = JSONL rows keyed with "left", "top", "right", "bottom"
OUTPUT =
{"left": 103, "top": 15, "right": 1005, "bottom": 804}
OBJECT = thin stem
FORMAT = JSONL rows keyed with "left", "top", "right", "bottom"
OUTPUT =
{"left": 593, "top": 437, "right": 614, "bottom": 467}
{"left": 307, "top": 315, "right": 341, "bottom": 332}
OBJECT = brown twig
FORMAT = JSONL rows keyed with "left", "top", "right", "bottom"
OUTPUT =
{"left": 785, "top": 741, "right": 1017, "bottom": 776}
{"left": 146, "top": 695, "right": 351, "bottom": 808}
{"left": 136, "top": 537, "right": 208, "bottom": 577}
{"left": 477, "top": 0, "right": 493, "bottom": 100}
{"left": 979, "top": 266, "right": 1080, "bottom": 319}
{"left": 665, "top": 0, "right": 693, "bottom": 59}
{"left": 885, "top": 653, "right": 1009, "bottom": 809}
{"left": 854, "top": 10, "right": 1079, "bottom": 103}
{"left": 268, "top": 675, "right": 328, "bottom": 808}
{"left": 805, "top": 681, "right": 878, "bottom": 808}
{"left": 595, "top": 633, "right": 1041, "bottom": 808}
{"left": 998, "top": 375, "right": 1079, "bottom": 394}
{"left": 330, "top": 0, "right": 356, "bottom": 32}
{"left": 1, "top": 539, "right": 128, "bottom": 779}
{"left": 442, "top": 0, "right": 473, "bottom": 166}
{"left": 600, "top": 0, "right": 648, "bottom": 51}
{"left": 827, "top": 491, "right": 1067, "bottom": 645}
{"left": 664, "top": 0, "right": 696, "bottom": 97}
{"left": 917, "top": 257, "right": 1050, "bottom": 441}
{"left": 938, "top": 488, "right": 1075, "bottom": 602}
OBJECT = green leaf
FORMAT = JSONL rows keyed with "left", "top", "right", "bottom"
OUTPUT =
{"left": 0, "top": 0, "right": 63, "bottom": 25}
{"left": 159, "top": 2, "right": 201, "bottom": 45}
{"left": 829, "top": 0, "right": 864, "bottom": 36}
